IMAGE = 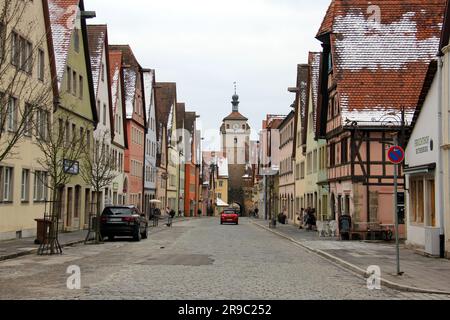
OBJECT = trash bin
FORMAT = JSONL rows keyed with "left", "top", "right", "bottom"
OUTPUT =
{"left": 34, "top": 219, "right": 52, "bottom": 245}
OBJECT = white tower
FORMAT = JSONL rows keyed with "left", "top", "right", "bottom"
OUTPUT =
{"left": 220, "top": 84, "right": 250, "bottom": 165}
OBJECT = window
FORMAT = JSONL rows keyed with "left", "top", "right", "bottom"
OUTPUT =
{"left": 103, "top": 104, "right": 107, "bottom": 125}
{"left": 101, "top": 63, "right": 105, "bottom": 82}
{"left": 21, "top": 169, "right": 30, "bottom": 202}
{"left": 410, "top": 178, "right": 424, "bottom": 224}
{"left": 79, "top": 75, "right": 83, "bottom": 99}
{"left": 97, "top": 100, "right": 100, "bottom": 119}
{"left": 219, "top": 181, "right": 223, "bottom": 187}
{"left": 67, "top": 67, "right": 72, "bottom": 92}
{"left": 74, "top": 29, "right": 80, "bottom": 53}
{"left": 33, "top": 171, "right": 48, "bottom": 202}
{"left": 341, "top": 137, "right": 348, "bottom": 164}
{"left": 24, "top": 104, "right": 32, "bottom": 137}
{"left": 300, "top": 161, "right": 305, "bottom": 180}
{"left": 11, "top": 31, "right": 19, "bottom": 66}
{"left": 313, "top": 149, "right": 318, "bottom": 173}
{"left": 72, "top": 70, "right": 77, "bottom": 95}
{"left": 329, "top": 143, "right": 336, "bottom": 167}
{"left": 295, "top": 163, "right": 300, "bottom": 180}
{"left": 37, "top": 108, "right": 49, "bottom": 140}
{"left": 38, "top": 49, "right": 45, "bottom": 81}
{"left": 7, "top": 97, "right": 17, "bottom": 131}
{"left": 307, "top": 152, "right": 312, "bottom": 175}
{"left": 1, "top": 166, "right": 13, "bottom": 202}
{"left": 26, "top": 40, "right": 32, "bottom": 74}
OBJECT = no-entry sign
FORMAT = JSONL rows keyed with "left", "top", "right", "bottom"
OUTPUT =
{"left": 388, "top": 146, "right": 405, "bottom": 164}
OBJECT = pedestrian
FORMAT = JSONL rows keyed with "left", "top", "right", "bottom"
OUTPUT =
{"left": 254, "top": 208, "right": 259, "bottom": 219}
{"left": 298, "top": 208, "right": 304, "bottom": 229}
{"left": 339, "top": 214, "right": 352, "bottom": 240}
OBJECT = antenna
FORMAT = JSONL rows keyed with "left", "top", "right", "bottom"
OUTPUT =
{"left": 234, "top": 82, "right": 237, "bottom": 95}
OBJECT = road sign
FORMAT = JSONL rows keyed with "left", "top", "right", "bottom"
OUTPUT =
{"left": 387, "top": 146, "right": 405, "bottom": 164}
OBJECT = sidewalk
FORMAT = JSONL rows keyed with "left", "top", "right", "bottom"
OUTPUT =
{"left": 251, "top": 218, "right": 450, "bottom": 295}
{"left": 0, "top": 216, "right": 191, "bottom": 262}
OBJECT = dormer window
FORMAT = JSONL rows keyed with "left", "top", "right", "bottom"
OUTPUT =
{"left": 328, "top": 52, "right": 333, "bottom": 74}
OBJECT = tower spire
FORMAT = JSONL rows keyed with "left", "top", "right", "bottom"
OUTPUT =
{"left": 232, "top": 82, "right": 239, "bottom": 112}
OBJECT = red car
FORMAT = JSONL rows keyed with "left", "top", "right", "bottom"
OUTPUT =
{"left": 221, "top": 209, "right": 239, "bottom": 225}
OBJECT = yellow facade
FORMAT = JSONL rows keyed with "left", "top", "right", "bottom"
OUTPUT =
{"left": 0, "top": 0, "right": 53, "bottom": 240}
{"left": 55, "top": 18, "right": 97, "bottom": 231}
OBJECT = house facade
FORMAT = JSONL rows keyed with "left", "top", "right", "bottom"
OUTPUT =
{"left": 278, "top": 111, "right": 295, "bottom": 223}
{"left": 143, "top": 69, "right": 157, "bottom": 216}
{"left": 48, "top": 0, "right": 98, "bottom": 232}
{"left": 86, "top": 24, "right": 116, "bottom": 215}
{"left": 108, "top": 50, "right": 128, "bottom": 207}
{"left": 0, "top": 0, "right": 53, "bottom": 240}
{"left": 109, "top": 45, "right": 146, "bottom": 211}
{"left": 303, "top": 53, "right": 329, "bottom": 221}
{"left": 315, "top": 0, "right": 445, "bottom": 236}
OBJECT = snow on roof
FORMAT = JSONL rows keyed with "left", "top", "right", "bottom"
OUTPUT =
{"left": 333, "top": 12, "right": 441, "bottom": 72}
{"left": 108, "top": 51, "right": 122, "bottom": 115}
{"left": 123, "top": 68, "right": 137, "bottom": 119}
{"left": 143, "top": 70, "right": 155, "bottom": 121}
{"left": 316, "top": 0, "right": 445, "bottom": 126}
{"left": 48, "top": 0, "right": 80, "bottom": 90}
{"left": 86, "top": 25, "right": 106, "bottom": 96}
{"left": 309, "top": 52, "right": 321, "bottom": 133}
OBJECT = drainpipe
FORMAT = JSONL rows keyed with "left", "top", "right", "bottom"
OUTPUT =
{"left": 437, "top": 54, "right": 445, "bottom": 258}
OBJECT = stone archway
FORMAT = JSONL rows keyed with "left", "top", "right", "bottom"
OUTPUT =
{"left": 231, "top": 202, "right": 244, "bottom": 216}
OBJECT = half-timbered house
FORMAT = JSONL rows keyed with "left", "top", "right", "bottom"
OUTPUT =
{"left": 315, "top": 0, "right": 445, "bottom": 237}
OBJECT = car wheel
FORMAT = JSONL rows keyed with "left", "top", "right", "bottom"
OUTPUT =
{"left": 109, "top": 234, "right": 115, "bottom": 241}
{"left": 133, "top": 227, "right": 141, "bottom": 242}
{"left": 236, "top": 221, "right": 239, "bottom": 225}
{"left": 142, "top": 226, "right": 148, "bottom": 239}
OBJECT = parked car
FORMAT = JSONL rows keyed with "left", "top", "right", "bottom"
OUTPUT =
{"left": 220, "top": 208, "right": 239, "bottom": 225}
{"left": 100, "top": 205, "right": 148, "bottom": 241}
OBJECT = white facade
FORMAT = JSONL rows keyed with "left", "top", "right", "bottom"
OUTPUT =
{"left": 405, "top": 73, "right": 441, "bottom": 251}
{"left": 143, "top": 70, "right": 157, "bottom": 215}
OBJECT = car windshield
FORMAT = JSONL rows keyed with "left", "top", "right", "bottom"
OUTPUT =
{"left": 103, "top": 208, "right": 134, "bottom": 216}
{"left": 223, "top": 211, "right": 236, "bottom": 215}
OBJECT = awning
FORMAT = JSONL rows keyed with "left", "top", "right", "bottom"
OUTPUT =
{"left": 404, "top": 163, "right": 436, "bottom": 175}
{"left": 216, "top": 198, "right": 229, "bottom": 207}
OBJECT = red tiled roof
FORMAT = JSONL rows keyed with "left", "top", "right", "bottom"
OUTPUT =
{"left": 317, "top": 0, "right": 445, "bottom": 126}
{"left": 47, "top": 0, "right": 80, "bottom": 89}
{"left": 154, "top": 82, "right": 177, "bottom": 140}
{"left": 223, "top": 111, "right": 248, "bottom": 121}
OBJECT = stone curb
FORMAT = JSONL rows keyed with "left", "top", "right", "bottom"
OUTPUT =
{"left": 0, "top": 218, "right": 192, "bottom": 262}
{"left": 251, "top": 220, "right": 450, "bottom": 296}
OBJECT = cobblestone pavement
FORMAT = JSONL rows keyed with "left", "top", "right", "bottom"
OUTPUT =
{"left": 0, "top": 218, "right": 448, "bottom": 300}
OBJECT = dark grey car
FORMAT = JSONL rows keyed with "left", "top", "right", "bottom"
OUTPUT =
{"left": 100, "top": 205, "right": 148, "bottom": 241}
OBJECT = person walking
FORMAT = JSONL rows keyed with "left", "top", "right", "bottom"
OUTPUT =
{"left": 339, "top": 214, "right": 352, "bottom": 240}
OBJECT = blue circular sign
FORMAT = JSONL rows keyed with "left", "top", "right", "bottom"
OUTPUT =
{"left": 388, "top": 146, "right": 405, "bottom": 164}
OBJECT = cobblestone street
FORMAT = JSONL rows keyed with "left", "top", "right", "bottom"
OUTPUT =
{"left": 0, "top": 218, "right": 448, "bottom": 300}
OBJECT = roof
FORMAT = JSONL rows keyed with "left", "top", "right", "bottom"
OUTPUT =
{"left": 440, "top": 0, "right": 450, "bottom": 51}
{"left": 86, "top": 25, "right": 106, "bottom": 96}
{"left": 223, "top": 111, "right": 248, "bottom": 121}
{"left": 46, "top": 0, "right": 98, "bottom": 126}
{"left": 109, "top": 51, "right": 122, "bottom": 115}
{"left": 142, "top": 69, "right": 155, "bottom": 124}
{"left": 176, "top": 103, "right": 185, "bottom": 129}
{"left": 316, "top": 0, "right": 445, "bottom": 127}
{"left": 154, "top": 82, "right": 177, "bottom": 140}
{"left": 309, "top": 52, "right": 321, "bottom": 133}
{"left": 47, "top": 0, "right": 80, "bottom": 89}
{"left": 278, "top": 111, "right": 295, "bottom": 131}
{"left": 184, "top": 112, "right": 196, "bottom": 136}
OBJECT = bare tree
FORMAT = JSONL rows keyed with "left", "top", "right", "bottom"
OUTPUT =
{"left": 80, "top": 129, "right": 117, "bottom": 244}
{"left": 0, "top": 0, "right": 52, "bottom": 162}
{"left": 33, "top": 110, "right": 90, "bottom": 254}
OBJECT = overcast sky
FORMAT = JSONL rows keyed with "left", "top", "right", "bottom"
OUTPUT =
{"left": 88, "top": 0, "right": 331, "bottom": 150}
